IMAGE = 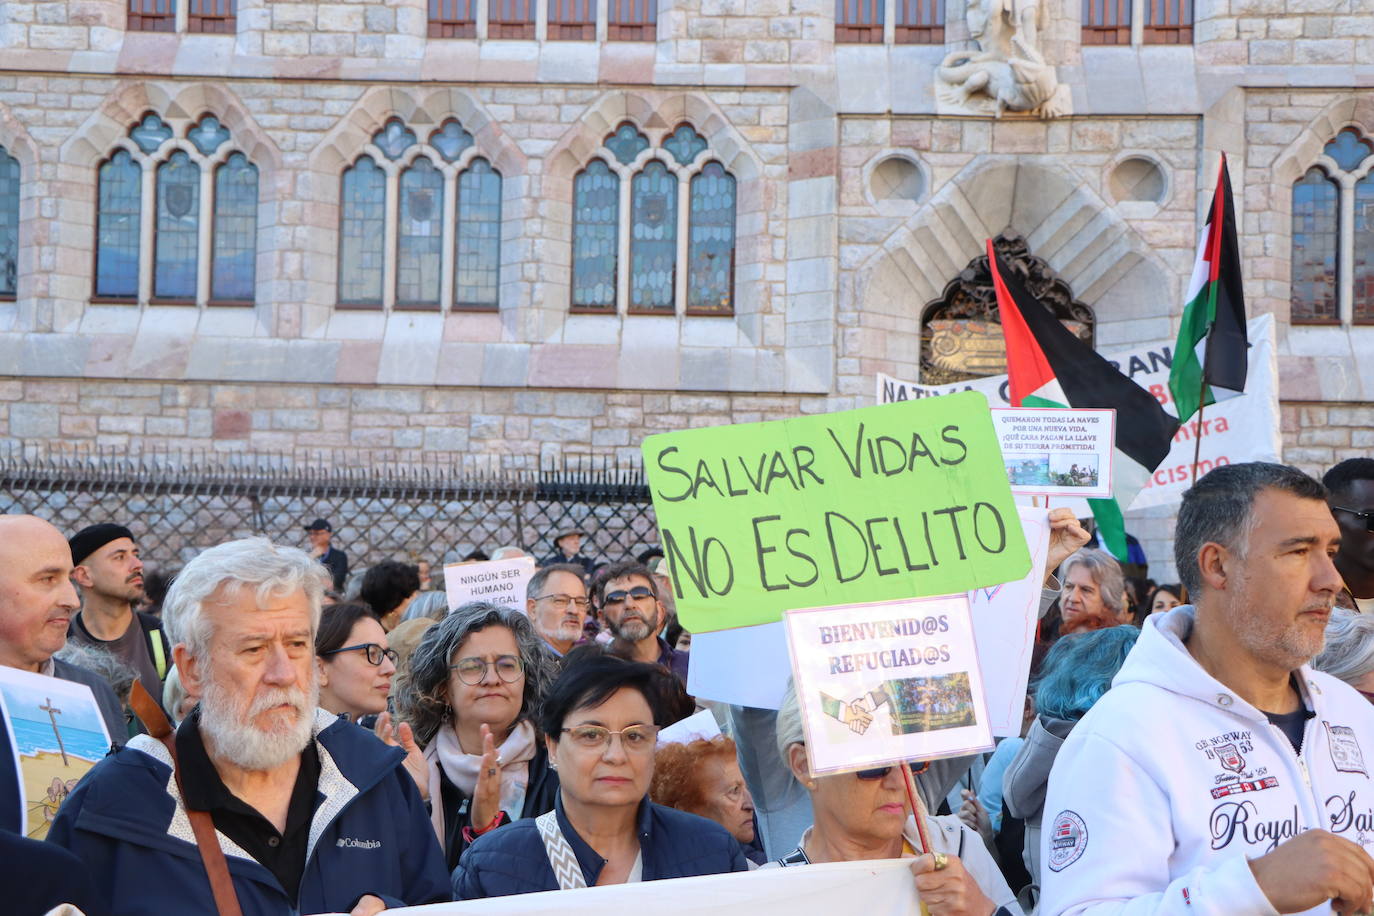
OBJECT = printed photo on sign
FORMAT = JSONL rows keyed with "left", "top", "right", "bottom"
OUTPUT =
{"left": 988, "top": 408, "right": 1114, "bottom": 499}
{"left": 0, "top": 666, "right": 111, "bottom": 839}
{"left": 444, "top": 556, "right": 536, "bottom": 612}
{"left": 784, "top": 594, "right": 993, "bottom": 776}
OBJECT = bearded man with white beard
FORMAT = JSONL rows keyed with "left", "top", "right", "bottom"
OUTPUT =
{"left": 594, "top": 560, "right": 690, "bottom": 687}
{"left": 49, "top": 538, "right": 450, "bottom": 916}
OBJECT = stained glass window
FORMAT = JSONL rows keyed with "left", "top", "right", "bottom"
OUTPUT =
{"left": 0, "top": 146, "right": 17, "bottom": 297}
{"left": 95, "top": 150, "right": 142, "bottom": 299}
{"left": 456, "top": 159, "right": 502, "bottom": 308}
{"left": 130, "top": 113, "right": 173, "bottom": 155}
{"left": 571, "top": 159, "right": 619, "bottom": 310}
{"left": 606, "top": 123, "right": 649, "bottom": 166}
{"left": 397, "top": 157, "right": 444, "bottom": 307}
{"left": 629, "top": 159, "right": 677, "bottom": 312}
{"left": 1325, "top": 128, "right": 1374, "bottom": 173}
{"left": 154, "top": 151, "right": 200, "bottom": 300}
{"left": 339, "top": 156, "right": 386, "bottom": 306}
{"left": 431, "top": 120, "right": 474, "bottom": 163}
{"left": 188, "top": 115, "right": 231, "bottom": 157}
{"left": 663, "top": 124, "right": 708, "bottom": 167}
{"left": 1291, "top": 167, "right": 1339, "bottom": 324}
{"left": 373, "top": 119, "right": 417, "bottom": 161}
{"left": 212, "top": 153, "right": 258, "bottom": 302}
{"left": 687, "top": 162, "right": 736, "bottom": 314}
{"left": 1353, "top": 176, "right": 1374, "bottom": 323}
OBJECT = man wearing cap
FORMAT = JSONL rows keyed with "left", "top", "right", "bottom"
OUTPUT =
{"left": 304, "top": 518, "right": 348, "bottom": 592}
{"left": 68, "top": 523, "right": 171, "bottom": 692}
{"left": 0, "top": 515, "right": 128, "bottom": 741}
{"left": 539, "top": 527, "right": 592, "bottom": 573}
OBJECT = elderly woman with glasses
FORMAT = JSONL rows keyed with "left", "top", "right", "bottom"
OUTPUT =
{"left": 395, "top": 601, "right": 559, "bottom": 869}
{"left": 315, "top": 601, "right": 398, "bottom": 723}
{"left": 453, "top": 650, "right": 748, "bottom": 899}
{"left": 771, "top": 681, "right": 1020, "bottom": 916}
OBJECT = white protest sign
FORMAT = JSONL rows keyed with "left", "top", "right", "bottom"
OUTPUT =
{"left": 973, "top": 507, "right": 1050, "bottom": 737}
{"left": 354, "top": 858, "right": 922, "bottom": 916}
{"left": 656, "top": 709, "right": 724, "bottom": 747}
{"left": 992, "top": 408, "right": 1114, "bottom": 499}
{"left": 784, "top": 595, "right": 993, "bottom": 775}
{"left": 443, "top": 557, "right": 536, "bottom": 612}
{"left": 876, "top": 313, "right": 1280, "bottom": 510}
{"left": 687, "top": 622, "right": 791, "bottom": 709}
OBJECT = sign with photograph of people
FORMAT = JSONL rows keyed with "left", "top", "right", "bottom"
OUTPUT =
{"left": 990, "top": 408, "right": 1114, "bottom": 498}
{"left": 783, "top": 594, "right": 993, "bottom": 776}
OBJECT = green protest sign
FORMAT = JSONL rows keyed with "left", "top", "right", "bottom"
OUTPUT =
{"left": 642, "top": 391, "right": 1031, "bottom": 632}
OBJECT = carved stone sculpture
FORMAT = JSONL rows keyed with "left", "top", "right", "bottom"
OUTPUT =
{"left": 936, "top": 0, "right": 1072, "bottom": 118}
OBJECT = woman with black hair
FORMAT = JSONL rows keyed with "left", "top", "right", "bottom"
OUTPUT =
{"left": 452, "top": 651, "right": 748, "bottom": 899}
{"left": 315, "top": 601, "right": 397, "bottom": 723}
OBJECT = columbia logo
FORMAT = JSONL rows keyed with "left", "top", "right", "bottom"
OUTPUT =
{"left": 336, "top": 837, "right": 382, "bottom": 849}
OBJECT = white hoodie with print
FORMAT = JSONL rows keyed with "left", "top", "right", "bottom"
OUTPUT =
{"left": 1040, "top": 606, "right": 1374, "bottom": 916}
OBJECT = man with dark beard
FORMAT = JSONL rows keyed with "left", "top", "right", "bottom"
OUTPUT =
{"left": 594, "top": 560, "right": 689, "bottom": 686}
{"left": 68, "top": 523, "right": 171, "bottom": 691}
{"left": 49, "top": 537, "right": 449, "bottom": 916}
{"left": 1040, "top": 463, "right": 1374, "bottom": 916}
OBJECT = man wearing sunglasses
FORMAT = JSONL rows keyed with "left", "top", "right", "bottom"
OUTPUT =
{"left": 593, "top": 561, "right": 689, "bottom": 685}
{"left": 1323, "top": 459, "right": 1374, "bottom": 613}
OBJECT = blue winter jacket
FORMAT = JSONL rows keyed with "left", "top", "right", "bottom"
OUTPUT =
{"left": 48, "top": 709, "right": 451, "bottom": 916}
{"left": 452, "top": 793, "right": 748, "bottom": 899}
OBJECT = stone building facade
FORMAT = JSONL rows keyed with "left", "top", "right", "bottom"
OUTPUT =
{"left": 0, "top": 0, "right": 1371, "bottom": 574}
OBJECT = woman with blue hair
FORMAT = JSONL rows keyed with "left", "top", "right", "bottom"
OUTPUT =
{"left": 1002, "top": 625, "right": 1140, "bottom": 900}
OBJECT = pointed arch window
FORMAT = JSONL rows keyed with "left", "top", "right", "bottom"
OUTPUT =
{"left": 570, "top": 121, "right": 736, "bottom": 316}
{"left": 0, "top": 145, "right": 21, "bottom": 300}
{"left": 93, "top": 113, "right": 259, "bottom": 305}
{"left": 1291, "top": 127, "right": 1374, "bottom": 325}
{"left": 336, "top": 117, "right": 503, "bottom": 311}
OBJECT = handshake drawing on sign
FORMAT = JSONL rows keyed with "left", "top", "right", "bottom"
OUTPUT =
{"left": 821, "top": 691, "right": 884, "bottom": 736}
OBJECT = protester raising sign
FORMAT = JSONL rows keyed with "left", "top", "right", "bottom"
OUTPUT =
{"left": 642, "top": 392, "right": 1031, "bottom": 633}
{"left": 784, "top": 595, "right": 994, "bottom": 775}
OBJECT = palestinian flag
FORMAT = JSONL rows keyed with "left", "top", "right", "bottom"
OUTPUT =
{"left": 1169, "top": 153, "right": 1248, "bottom": 424}
{"left": 990, "top": 241, "right": 1180, "bottom": 562}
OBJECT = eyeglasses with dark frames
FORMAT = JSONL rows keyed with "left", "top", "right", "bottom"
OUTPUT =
{"left": 854, "top": 766, "right": 894, "bottom": 780}
{"left": 319, "top": 643, "right": 398, "bottom": 667}
{"left": 1332, "top": 506, "right": 1374, "bottom": 532}
{"left": 450, "top": 655, "right": 524, "bottom": 685}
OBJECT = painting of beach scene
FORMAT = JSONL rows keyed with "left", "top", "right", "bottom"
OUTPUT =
{"left": 0, "top": 666, "right": 111, "bottom": 839}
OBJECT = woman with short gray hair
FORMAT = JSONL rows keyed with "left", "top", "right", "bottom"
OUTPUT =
{"left": 395, "top": 601, "right": 558, "bottom": 869}
{"left": 1313, "top": 607, "right": 1374, "bottom": 697}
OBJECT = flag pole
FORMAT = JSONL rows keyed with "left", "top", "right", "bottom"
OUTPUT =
{"left": 1189, "top": 329, "right": 1209, "bottom": 486}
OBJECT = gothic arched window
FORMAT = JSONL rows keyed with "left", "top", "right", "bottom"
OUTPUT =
{"left": 93, "top": 113, "right": 259, "bottom": 305}
{"left": 1292, "top": 127, "right": 1374, "bottom": 325}
{"left": 0, "top": 145, "right": 17, "bottom": 299}
{"left": 570, "top": 121, "right": 736, "bottom": 315}
{"left": 336, "top": 117, "right": 503, "bottom": 310}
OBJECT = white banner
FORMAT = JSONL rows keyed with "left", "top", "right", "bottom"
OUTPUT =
{"left": 357, "top": 858, "right": 921, "bottom": 916}
{"left": 876, "top": 314, "right": 1281, "bottom": 511}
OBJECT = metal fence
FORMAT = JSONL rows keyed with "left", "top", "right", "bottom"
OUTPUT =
{"left": 0, "top": 445, "right": 659, "bottom": 593}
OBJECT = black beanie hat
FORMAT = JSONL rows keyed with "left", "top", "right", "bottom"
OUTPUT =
{"left": 69, "top": 524, "right": 135, "bottom": 565}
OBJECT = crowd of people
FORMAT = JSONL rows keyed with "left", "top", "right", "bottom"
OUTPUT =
{"left": 6, "top": 457, "right": 1374, "bottom": 914}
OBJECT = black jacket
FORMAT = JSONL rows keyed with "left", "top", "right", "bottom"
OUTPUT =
{"left": 68, "top": 610, "right": 172, "bottom": 684}
{"left": 438, "top": 739, "right": 559, "bottom": 870}
{"left": 320, "top": 547, "right": 349, "bottom": 592}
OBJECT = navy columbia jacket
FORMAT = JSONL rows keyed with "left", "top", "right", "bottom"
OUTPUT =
{"left": 48, "top": 709, "right": 450, "bottom": 915}
{"left": 452, "top": 793, "right": 748, "bottom": 899}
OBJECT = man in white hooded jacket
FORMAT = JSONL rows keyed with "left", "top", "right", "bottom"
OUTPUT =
{"left": 1041, "top": 462, "right": 1374, "bottom": 916}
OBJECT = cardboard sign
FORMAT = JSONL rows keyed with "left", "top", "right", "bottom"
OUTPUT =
{"left": 444, "top": 556, "right": 536, "bottom": 612}
{"left": 876, "top": 314, "right": 1280, "bottom": 511}
{"left": 642, "top": 392, "right": 1032, "bottom": 633}
{"left": 784, "top": 595, "right": 994, "bottom": 776}
{"left": 973, "top": 506, "right": 1051, "bottom": 737}
{"left": 992, "top": 408, "right": 1114, "bottom": 498}
{"left": 0, "top": 666, "right": 111, "bottom": 839}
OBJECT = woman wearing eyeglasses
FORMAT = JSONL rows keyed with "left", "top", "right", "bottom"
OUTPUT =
{"left": 396, "top": 601, "right": 559, "bottom": 870}
{"left": 315, "top": 602, "right": 398, "bottom": 722}
{"left": 452, "top": 650, "right": 749, "bottom": 899}
{"left": 770, "top": 681, "right": 1021, "bottom": 916}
